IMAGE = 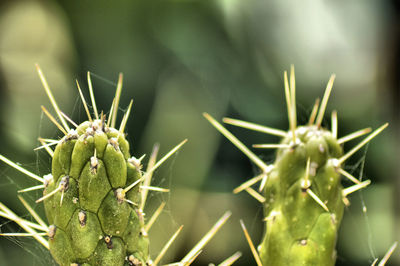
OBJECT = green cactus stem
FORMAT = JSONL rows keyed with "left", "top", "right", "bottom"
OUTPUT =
{"left": 0, "top": 65, "right": 231, "bottom": 266}
{"left": 204, "top": 66, "right": 388, "bottom": 266}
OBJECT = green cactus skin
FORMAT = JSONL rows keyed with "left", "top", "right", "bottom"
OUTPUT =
{"left": 44, "top": 121, "right": 148, "bottom": 266}
{"left": 259, "top": 126, "right": 344, "bottom": 265}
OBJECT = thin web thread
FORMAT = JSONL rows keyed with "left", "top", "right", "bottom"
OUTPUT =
{"left": 90, "top": 72, "right": 118, "bottom": 87}
{"left": 341, "top": 144, "right": 377, "bottom": 263}
{"left": 0, "top": 170, "right": 53, "bottom": 265}
{"left": 357, "top": 144, "right": 377, "bottom": 261}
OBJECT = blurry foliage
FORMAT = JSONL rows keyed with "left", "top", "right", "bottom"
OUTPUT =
{"left": 0, "top": 0, "right": 398, "bottom": 265}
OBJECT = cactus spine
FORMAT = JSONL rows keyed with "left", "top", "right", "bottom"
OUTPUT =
{"left": 0, "top": 66, "right": 232, "bottom": 266}
{"left": 204, "top": 66, "right": 388, "bottom": 265}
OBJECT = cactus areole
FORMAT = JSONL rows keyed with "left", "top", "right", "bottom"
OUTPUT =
{"left": 44, "top": 120, "right": 149, "bottom": 265}
{"left": 259, "top": 126, "right": 344, "bottom": 265}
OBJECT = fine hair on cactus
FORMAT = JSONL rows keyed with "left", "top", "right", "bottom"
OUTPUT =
{"left": 204, "top": 66, "right": 396, "bottom": 266}
{"left": 0, "top": 65, "right": 233, "bottom": 266}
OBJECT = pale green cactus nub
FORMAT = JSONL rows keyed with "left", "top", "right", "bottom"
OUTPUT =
{"left": 204, "top": 66, "right": 389, "bottom": 265}
{"left": 0, "top": 66, "right": 236, "bottom": 266}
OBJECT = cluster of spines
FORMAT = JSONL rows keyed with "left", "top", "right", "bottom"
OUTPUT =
{"left": 0, "top": 65, "right": 238, "bottom": 266}
{"left": 204, "top": 66, "right": 395, "bottom": 265}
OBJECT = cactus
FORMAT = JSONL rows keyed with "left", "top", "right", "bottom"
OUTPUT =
{"left": 0, "top": 65, "right": 231, "bottom": 266}
{"left": 1, "top": 65, "right": 395, "bottom": 266}
{"left": 204, "top": 66, "right": 390, "bottom": 265}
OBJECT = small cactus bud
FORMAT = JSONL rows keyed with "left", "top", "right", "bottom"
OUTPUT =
{"left": 90, "top": 155, "right": 98, "bottom": 175}
{"left": 78, "top": 211, "right": 86, "bottom": 227}
{"left": 104, "top": 235, "right": 113, "bottom": 249}
{"left": 128, "top": 156, "right": 143, "bottom": 171}
{"left": 48, "top": 225, "right": 56, "bottom": 240}
{"left": 43, "top": 173, "right": 53, "bottom": 187}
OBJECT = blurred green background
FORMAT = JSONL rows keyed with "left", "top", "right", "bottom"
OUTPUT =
{"left": 0, "top": 0, "right": 399, "bottom": 265}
